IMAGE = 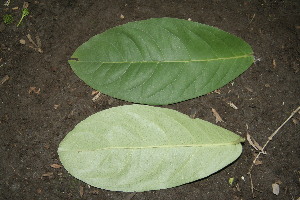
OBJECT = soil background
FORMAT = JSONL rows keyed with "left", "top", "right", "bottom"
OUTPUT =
{"left": 1, "top": 0, "right": 299, "bottom": 199}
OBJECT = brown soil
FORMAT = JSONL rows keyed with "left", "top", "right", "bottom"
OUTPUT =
{"left": 1, "top": 0, "right": 299, "bottom": 199}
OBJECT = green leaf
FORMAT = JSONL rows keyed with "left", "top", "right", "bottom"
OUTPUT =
{"left": 58, "top": 105, "right": 244, "bottom": 192}
{"left": 69, "top": 17, "right": 253, "bottom": 105}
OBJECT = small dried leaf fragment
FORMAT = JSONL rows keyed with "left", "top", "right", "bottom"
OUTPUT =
{"left": 27, "top": 34, "right": 34, "bottom": 44}
{"left": 211, "top": 108, "right": 224, "bottom": 123}
{"left": 26, "top": 34, "right": 43, "bottom": 53}
{"left": 272, "top": 59, "right": 276, "bottom": 68}
{"left": 4, "top": 0, "right": 11, "bottom": 6}
{"left": 91, "top": 90, "right": 99, "bottom": 96}
{"left": 92, "top": 92, "right": 102, "bottom": 102}
{"left": 23, "top": 1, "right": 29, "bottom": 9}
{"left": 79, "top": 186, "right": 84, "bottom": 197}
{"left": 28, "top": 87, "right": 40, "bottom": 94}
{"left": 272, "top": 183, "right": 279, "bottom": 195}
{"left": 1, "top": 75, "right": 9, "bottom": 85}
{"left": 247, "top": 133, "right": 265, "bottom": 154}
{"left": 254, "top": 159, "right": 262, "bottom": 165}
{"left": 228, "top": 102, "right": 238, "bottom": 109}
{"left": 53, "top": 104, "right": 60, "bottom": 109}
{"left": 50, "top": 164, "right": 62, "bottom": 169}
{"left": 42, "top": 172, "right": 53, "bottom": 178}
{"left": 20, "top": 39, "right": 26, "bottom": 45}
{"left": 292, "top": 118, "right": 298, "bottom": 125}
{"left": 89, "top": 189, "right": 100, "bottom": 194}
{"left": 213, "top": 89, "right": 221, "bottom": 94}
{"left": 246, "top": 133, "right": 258, "bottom": 151}
{"left": 245, "top": 86, "right": 253, "bottom": 92}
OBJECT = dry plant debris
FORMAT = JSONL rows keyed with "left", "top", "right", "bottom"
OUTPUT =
{"left": 211, "top": 108, "right": 224, "bottom": 123}
{"left": 245, "top": 87, "right": 253, "bottom": 92}
{"left": 248, "top": 106, "right": 300, "bottom": 198}
{"left": 28, "top": 87, "right": 40, "bottom": 94}
{"left": 88, "top": 189, "right": 100, "bottom": 194}
{"left": 50, "top": 164, "right": 62, "bottom": 169}
{"left": 213, "top": 89, "right": 221, "bottom": 94}
{"left": 20, "top": 34, "right": 43, "bottom": 53}
{"left": 27, "top": 34, "right": 43, "bottom": 53}
{"left": 92, "top": 91, "right": 102, "bottom": 102}
{"left": 227, "top": 102, "right": 238, "bottom": 109}
{"left": 1, "top": 75, "right": 9, "bottom": 85}
{"left": 249, "top": 13, "right": 256, "bottom": 24}
{"left": 246, "top": 133, "right": 265, "bottom": 153}
{"left": 23, "top": 1, "right": 29, "bottom": 9}
{"left": 4, "top": 0, "right": 10, "bottom": 6}
{"left": 91, "top": 90, "right": 99, "bottom": 96}
{"left": 79, "top": 186, "right": 84, "bottom": 197}
{"left": 19, "top": 39, "right": 26, "bottom": 44}
{"left": 41, "top": 172, "right": 53, "bottom": 178}
{"left": 53, "top": 104, "right": 60, "bottom": 109}
{"left": 252, "top": 155, "right": 262, "bottom": 166}
{"left": 272, "top": 59, "right": 276, "bottom": 68}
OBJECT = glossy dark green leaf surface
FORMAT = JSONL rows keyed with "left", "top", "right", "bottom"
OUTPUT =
{"left": 69, "top": 18, "right": 253, "bottom": 105}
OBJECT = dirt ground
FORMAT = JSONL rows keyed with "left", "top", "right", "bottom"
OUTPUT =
{"left": 1, "top": 0, "right": 299, "bottom": 199}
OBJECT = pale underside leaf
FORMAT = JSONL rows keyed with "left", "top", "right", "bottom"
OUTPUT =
{"left": 58, "top": 105, "right": 244, "bottom": 192}
{"left": 69, "top": 17, "right": 254, "bottom": 105}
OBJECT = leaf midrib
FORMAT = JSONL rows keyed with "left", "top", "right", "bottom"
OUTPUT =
{"left": 60, "top": 139, "right": 244, "bottom": 152}
{"left": 71, "top": 54, "right": 253, "bottom": 64}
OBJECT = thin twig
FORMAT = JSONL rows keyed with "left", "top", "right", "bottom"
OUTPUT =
{"left": 1, "top": 75, "right": 9, "bottom": 85}
{"left": 249, "top": 13, "right": 256, "bottom": 24}
{"left": 249, "top": 173, "right": 255, "bottom": 198}
{"left": 248, "top": 106, "right": 300, "bottom": 198}
{"left": 249, "top": 106, "right": 300, "bottom": 173}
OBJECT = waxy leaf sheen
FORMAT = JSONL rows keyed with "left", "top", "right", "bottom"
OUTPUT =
{"left": 69, "top": 17, "right": 254, "bottom": 105}
{"left": 58, "top": 105, "right": 244, "bottom": 192}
